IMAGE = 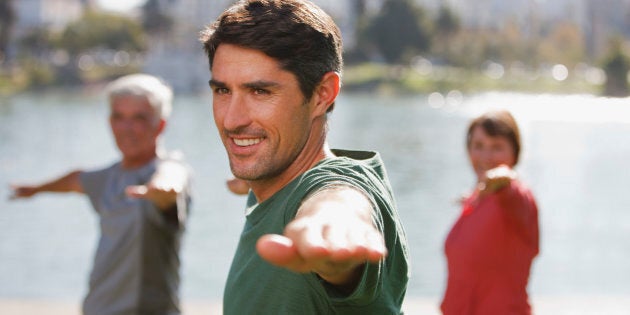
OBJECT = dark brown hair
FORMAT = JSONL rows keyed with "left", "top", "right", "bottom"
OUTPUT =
{"left": 466, "top": 109, "right": 522, "bottom": 165}
{"left": 199, "top": 0, "right": 343, "bottom": 112}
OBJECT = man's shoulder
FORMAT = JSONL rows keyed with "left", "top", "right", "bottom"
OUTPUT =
{"left": 330, "top": 149, "right": 378, "bottom": 161}
{"left": 80, "top": 161, "right": 120, "bottom": 178}
{"left": 316, "top": 149, "right": 387, "bottom": 179}
{"left": 300, "top": 149, "right": 389, "bottom": 194}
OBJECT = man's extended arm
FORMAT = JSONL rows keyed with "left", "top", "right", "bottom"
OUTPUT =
{"left": 10, "top": 170, "right": 84, "bottom": 199}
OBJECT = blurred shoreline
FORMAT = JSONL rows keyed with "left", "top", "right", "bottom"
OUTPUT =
{"left": 2, "top": 295, "right": 630, "bottom": 315}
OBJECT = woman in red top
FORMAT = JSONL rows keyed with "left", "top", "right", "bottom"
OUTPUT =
{"left": 441, "top": 110, "right": 539, "bottom": 315}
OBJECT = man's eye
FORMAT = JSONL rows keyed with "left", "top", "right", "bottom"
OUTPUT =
{"left": 214, "top": 87, "right": 229, "bottom": 94}
{"left": 134, "top": 115, "right": 150, "bottom": 122}
{"left": 253, "top": 88, "right": 269, "bottom": 95}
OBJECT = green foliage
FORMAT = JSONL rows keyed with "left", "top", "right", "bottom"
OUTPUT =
{"left": 343, "top": 62, "right": 600, "bottom": 95}
{"left": 537, "top": 20, "right": 585, "bottom": 67}
{"left": 8, "top": 56, "right": 56, "bottom": 90}
{"left": 354, "top": 1, "right": 590, "bottom": 75}
{"left": 18, "top": 26, "right": 54, "bottom": 57}
{"left": 9, "top": 10, "right": 148, "bottom": 89}
{"left": 58, "top": 10, "right": 147, "bottom": 55}
{"left": 360, "top": 0, "right": 431, "bottom": 64}
{"left": 5, "top": 0, "right": 616, "bottom": 95}
{"left": 601, "top": 39, "right": 630, "bottom": 97}
{"left": 142, "top": 0, "right": 174, "bottom": 35}
{"left": 435, "top": 5, "right": 460, "bottom": 37}
{"left": 429, "top": 5, "right": 462, "bottom": 65}
{"left": 0, "top": 0, "right": 16, "bottom": 58}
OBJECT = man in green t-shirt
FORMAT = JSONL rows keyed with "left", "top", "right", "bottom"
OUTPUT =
{"left": 200, "top": 1, "right": 409, "bottom": 314}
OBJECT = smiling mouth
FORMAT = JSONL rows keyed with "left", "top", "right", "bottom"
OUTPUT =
{"left": 233, "top": 138, "right": 263, "bottom": 147}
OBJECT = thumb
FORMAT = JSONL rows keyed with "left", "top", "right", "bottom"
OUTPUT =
{"left": 256, "top": 234, "right": 307, "bottom": 271}
{"left": 125, "top": 185, "right": 149, "bottom": 198}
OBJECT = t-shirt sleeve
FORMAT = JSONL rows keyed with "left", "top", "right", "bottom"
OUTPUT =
{"left": 295, "top": 162, "right": 390, "bottom": 307}
{"left": 496, "top": 179, "right": 539, "bottom": 250}
{"left": 79, "top": 167, "right": 111, "bottom": 213}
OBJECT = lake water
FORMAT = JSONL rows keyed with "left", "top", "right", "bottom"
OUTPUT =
{"left": 1, "top": 91, "right": 629, "bottom": 303}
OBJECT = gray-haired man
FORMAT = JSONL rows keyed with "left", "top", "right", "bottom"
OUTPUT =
{"left": 10, "top": 73, "right": 192, "bottom": 315}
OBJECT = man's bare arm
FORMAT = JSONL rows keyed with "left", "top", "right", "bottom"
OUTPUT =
{"left": 10, "top": 170, "right": 84, "bottom": 199}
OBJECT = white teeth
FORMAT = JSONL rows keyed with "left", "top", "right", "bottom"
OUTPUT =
{"left": 233, "top": 138, "right": 262, "bottom": 147}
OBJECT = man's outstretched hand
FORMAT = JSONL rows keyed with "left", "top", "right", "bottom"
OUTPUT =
{"left": 126, "top": 161, "right": 187, "bottom": 211}
{"left": 256, "top": 187, "right": 387, "bottom": 289}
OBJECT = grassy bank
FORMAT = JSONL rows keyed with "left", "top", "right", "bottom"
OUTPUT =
{"left": 342, "top": 63, "right": 604, "bottom": 96}
{"left": 2, "top": 62, "right": 608, "bottom": 97}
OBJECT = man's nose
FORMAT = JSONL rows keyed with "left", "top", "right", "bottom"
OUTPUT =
{"left": 223, "top": 94, "right": 252, "bottom": 131}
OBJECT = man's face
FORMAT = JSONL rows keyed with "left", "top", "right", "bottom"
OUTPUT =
{"left": 109, "top": 95, "right": 162, "bottom": 167}
{"left": 210, "top": 44, "right": 315, "bottom": 183}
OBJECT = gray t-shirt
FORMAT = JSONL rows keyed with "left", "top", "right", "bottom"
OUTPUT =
{"left": 79, "top": 156, "right": 191, "bottom": 315}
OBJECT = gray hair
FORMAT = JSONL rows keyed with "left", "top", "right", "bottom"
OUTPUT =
{"left": 106, "top": 74, "right": 173, "bottom": 121}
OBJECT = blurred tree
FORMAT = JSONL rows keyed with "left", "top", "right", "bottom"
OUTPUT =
{"left": 435, "top": 4, "right": 460, "bottom": 37}
{"left": 59, "top": 11, "right": 147, "bottom": 55}
{"left": 142, "top": 0, "right": 174, "bottom": 36}
{"left": 353, "top": 0, "right": 367, "bottom": 15}
{"left": 537, "top": 20, "right": 585, "bottom": 68}
{"left": 79, "top": 0, "right": 95, "bottom": 10}
{"left": 441, "top": 29, "right": 487, "bottom": 68}
{"left": 601, "top": 38, "right": 629, "bottom": 97}
{"left": 12, "top": 26, "right": 58, "bottom": 90}
{"left": 431, "top": 4, "right": 461, "bottom": 64}
{"left": 493, "top": 19, "right": 543, "bottom": 67}
{"left": 18, "top": 27, "right": 54, "bottom": 59}
{"left": 345, "top": 0, "right": 370, "bottom": 64}
{"left": 56, "top": 10, "right": 147, "bottom": 84}
{"left": 0, "top": 0, "right": 16, "bottom": 64}
{"left": 360, "top": 0, "right": 431, "bottom": 64}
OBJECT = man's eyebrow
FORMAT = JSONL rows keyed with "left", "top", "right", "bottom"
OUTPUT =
{"left": 208, "top": 79, "right": 226, "bottom": 88}
{"left": 208, "top": 79, "right": 281, "bottom": 90}
{"left": 243, "top": 80, "right": 280, "bottom": 89}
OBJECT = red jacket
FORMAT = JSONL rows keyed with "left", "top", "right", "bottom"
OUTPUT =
{"left": 441, "top": 180, "right": 539, "bottom": 315}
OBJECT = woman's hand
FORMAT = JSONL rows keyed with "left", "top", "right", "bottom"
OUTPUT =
{"left": 478, "top": 164, "right": 517, "bottom": 196}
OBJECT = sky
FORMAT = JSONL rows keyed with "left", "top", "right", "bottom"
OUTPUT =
{"left": 96, "top": 0, "right": 147, "bottom": 12}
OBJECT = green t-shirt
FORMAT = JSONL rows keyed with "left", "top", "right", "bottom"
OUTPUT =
{"left": 223, "top": 149, "right": 409, "bottom": 315}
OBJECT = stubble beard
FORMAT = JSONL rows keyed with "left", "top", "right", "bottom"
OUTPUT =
{"left": 229, "top": 151, "right": 295, "bottom": 182}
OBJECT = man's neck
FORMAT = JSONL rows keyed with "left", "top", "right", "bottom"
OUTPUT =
{"left": 249, "top": 143, "right": 334, "bottom": 203}
{"left": 121, "top": 152, "right": 157, "bottom": 169}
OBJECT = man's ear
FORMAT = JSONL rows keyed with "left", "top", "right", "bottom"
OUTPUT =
{"left": 156, "top": 118, "right": 167, "bottom": 135}
{"left": 312, "top": 71, "right": 340, "bottom": 117}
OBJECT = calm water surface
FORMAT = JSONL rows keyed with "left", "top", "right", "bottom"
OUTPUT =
{"left": 1, "top": 91, "right": 629, "bottom": 302}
